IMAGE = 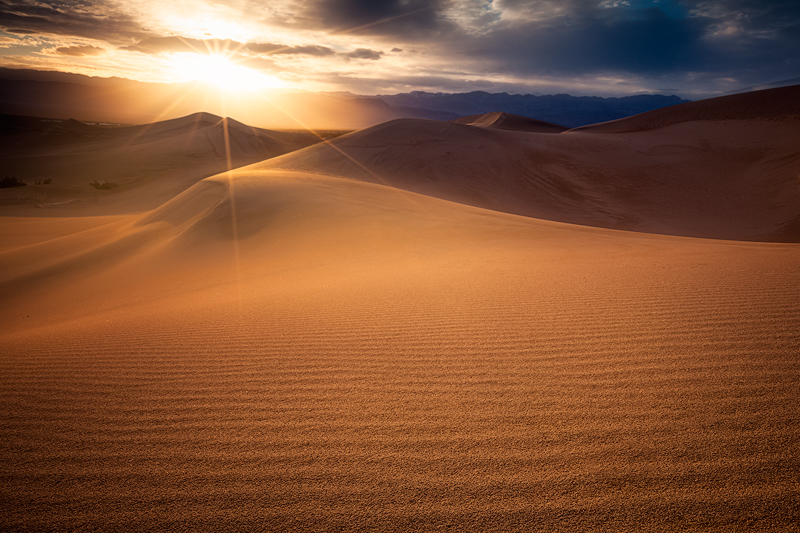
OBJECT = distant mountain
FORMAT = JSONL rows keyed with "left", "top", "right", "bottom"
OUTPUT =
{"left": 370, "top": 91, "right": 689, "bottom": 128}
{"left": 0, "top": 68, "right": 688, "bottom": 129}
{"left": 0, "top": 69, "right": 448, "bottom": 129}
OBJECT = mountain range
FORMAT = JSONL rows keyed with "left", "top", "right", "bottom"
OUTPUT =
{"left": 362, "top": 91, "right": 688, "bottom": 128}
{"left": 1, "top": 68, "right": 688, "bottom": 129}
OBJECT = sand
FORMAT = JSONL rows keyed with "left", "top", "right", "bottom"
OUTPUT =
{"left": 451, "top": 112, "right": 568, "bottom": 133}
{"left": 1, "top": 87, "right": 799, "bottom": 531}
{"left": 0, "top": 112, "right": 319, "bottom": 215}
{"left": 261, "top": 117, "right": 800, "bottom": 242}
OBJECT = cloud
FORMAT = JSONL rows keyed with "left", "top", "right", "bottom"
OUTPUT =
{"left": 346, "top": 48, "right": 383, "bottom": 60}
{"left": 55, "top": 45, "right": 104, "bottom": 57}
{"left": 239, "top": 56, "right": 279, "bottom": 70}
{"left": 0, "top": 0, "right": 144, "bottom": 43}
{"left": 122, "top": 36, "right": 337, "bottom": 58}
{"left": 411, "top": 0, "right": 800, "bottom": 93}
{"left": 120, "top": 36, "right": 242, "bottom": 55}
{"left": 302, "top": 0, "right": 454, "bottom": 37}
{"left": 243, "top": 42, "right": 284, "bottom": 54}
{"left": 267, "top": 44, "right": 337, "bottom": 56}
{"left": 464, "top": 7, "right": 712, "bottom": 76}
{"left": 1, "top": 0, "right": 799, "bottom": 98}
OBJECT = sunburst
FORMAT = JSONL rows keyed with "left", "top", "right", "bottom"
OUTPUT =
{"left": 169, "top": 52, "right": 284, "bottom": 92}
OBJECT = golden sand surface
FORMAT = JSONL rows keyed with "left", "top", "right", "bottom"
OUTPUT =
{"left": 1, "top": 166, "right": 799, "bottom": 530}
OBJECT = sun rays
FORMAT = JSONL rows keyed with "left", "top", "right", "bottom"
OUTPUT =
{"left": 169, "top": 51, "right": 284, "bottom": 92}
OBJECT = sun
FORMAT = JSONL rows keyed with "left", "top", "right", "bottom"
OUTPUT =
{"left": 170, "top": 52, "right": 283, "bottom": 92}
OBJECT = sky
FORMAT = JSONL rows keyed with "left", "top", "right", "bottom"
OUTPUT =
{"left": 0, "top": 0, "right": 798, "bottom": 98}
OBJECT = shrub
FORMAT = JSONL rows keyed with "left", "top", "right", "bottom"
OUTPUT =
{"left": 89, "top": 180, "right": 118, "bottom": 190}
{"left": 35, "top": 178, "right": 52, "bottom": 185}
{"left": 0, "top": 175, "right": 26, "bottom": 188}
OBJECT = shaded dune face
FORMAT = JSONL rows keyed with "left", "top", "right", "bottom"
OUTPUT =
{"left": 569, "top": 84, "right": 800, "bottom": 133}
{"left": 263, "top": 87, "right": 800, "bottom": 242}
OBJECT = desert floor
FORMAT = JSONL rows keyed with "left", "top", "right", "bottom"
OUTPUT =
{"left": 2, "top": 88, "right": 800, "bottom": 530}
{"left": 1, "top": 166, "right": 799, "bottom": 531}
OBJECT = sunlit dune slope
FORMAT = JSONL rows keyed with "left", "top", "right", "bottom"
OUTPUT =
{"left": 2, "top": 171, "right": 557, "bottom": 326}
{"left": 0, "top": 112, "right": 318, "bottom": 214}
{"left": 452, "top": 112, "right": 567, "bottom": 133}
{"left": 1, "top": 167, "right": 799, "bottom": 531}
{"left": 261, "top": 86, "right": 800, "bottom": 241}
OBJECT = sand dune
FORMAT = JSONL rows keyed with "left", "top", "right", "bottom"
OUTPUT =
{"left": 0, "top": 112, "right": 319, "bottom": 215}
{"left": 1, "top": 87, "right": 800, "bottom": 530}
{"left": 452, "top": 112, "right": 567, "bottom": 133}
{"left": 570, "top": 84, "right": 800, "bottom": 133}
{"left": 2, "top": 167, "right": 800, "bottom": 530}
{"left": 261, "top": 87, "right": 800, "bottom": 242}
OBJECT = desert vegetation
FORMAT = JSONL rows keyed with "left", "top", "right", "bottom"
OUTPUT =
{"left": 1, "top": 175, "right": 26, "bottom": 188}
{"left": 89, "top": 180, "right": 118, "bottom": 190}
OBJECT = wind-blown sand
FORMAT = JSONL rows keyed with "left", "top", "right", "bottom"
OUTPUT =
{"left": 1, "top": 87, "right": 799, "bottom": 531}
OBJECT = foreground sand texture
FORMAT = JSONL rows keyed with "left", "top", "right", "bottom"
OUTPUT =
{"left": 1, "top": 88, "right": 800, "bottom": 531}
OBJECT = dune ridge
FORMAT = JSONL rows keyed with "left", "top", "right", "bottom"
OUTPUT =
{"left": 260, "top": 87, "right": 800, "bottom": 242}
{"left": 569, "top": 84, "right": 800, "bottom": 133}
{"left": 452, "top": 112, "right": 567, "bottom": 133}
{"left": 0, "top": 112, "right": 319, "bottom": 214}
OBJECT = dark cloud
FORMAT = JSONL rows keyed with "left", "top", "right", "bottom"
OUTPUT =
{"left": 244, "top": 42, "right": 284, "bottom": 54}
{"left": 0, "top": 0, "right": 144, "bottom": 42}
{"left": 269, "top": 44, "right": 336, "bottom": 56}
{"left": 426, "top": 0, "right": 800, "bottom": 92}
{"left": 304, "top": 0, "right": 453, "bottom": 37}
{"left": 346, "top": 48, "right": 383, "bottom": 60}
{"left": 122, "top": 37, "right": 337, "bottom": 57}
{"left": 55, "top": 45, "right": 104, "bottom": 57}
{"left": 466, "top": 7, "right": 711, "bottom": 76}
{"left": 1, "top": 0, "right": 799, "bottom": 97}
{"left": 687, "top": 0, "right": 800, "bottom": 20}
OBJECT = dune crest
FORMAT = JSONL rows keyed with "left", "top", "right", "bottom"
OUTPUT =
{"left": 0, "top": 112, "right": 319, "bottom": 215}
{"left": 262, "top": 86, "right": 800, "bottom": 242}
{"left": 570, "top": 84, "right": 800, "bottom": 133}
{"left": 452, "top": 111, "right": 567, "bottom": 133}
